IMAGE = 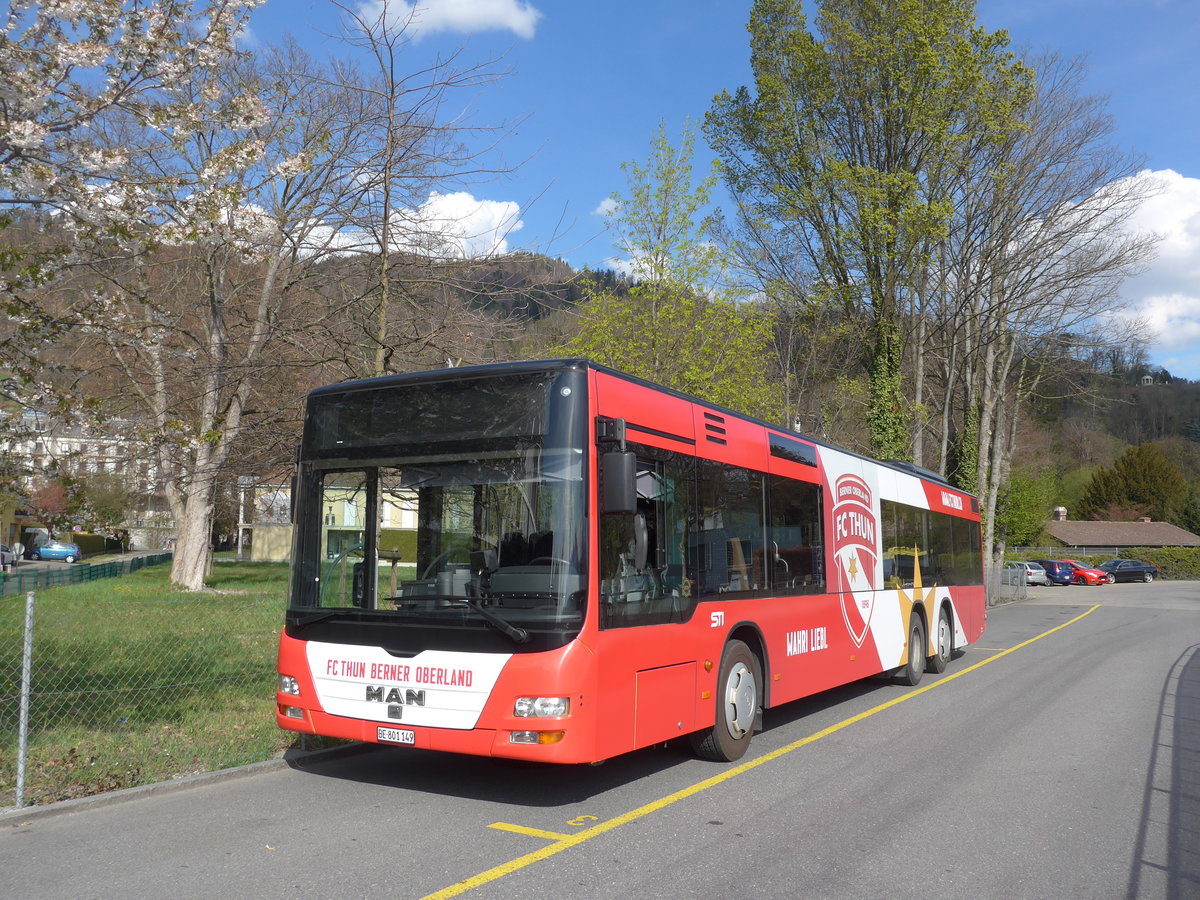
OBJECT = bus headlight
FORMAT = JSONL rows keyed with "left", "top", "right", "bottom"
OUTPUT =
{"left": 513, "top": 696, "right": 570, "bottom": 718}
{"left": 509, "top": 730, "right": 566, "bottom": 745}
{"left": 278, "top": 675, "right": 301, "bottom": 696}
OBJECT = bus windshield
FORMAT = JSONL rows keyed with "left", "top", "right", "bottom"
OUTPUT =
{"left": 288, "top": 369, "right": 587, "bottom": 639}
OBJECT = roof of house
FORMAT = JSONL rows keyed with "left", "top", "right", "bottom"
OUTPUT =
{"left": 1045, "top": 519, "right": 1200, "bottom": 548}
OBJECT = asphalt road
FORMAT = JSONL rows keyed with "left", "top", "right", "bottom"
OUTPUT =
{"left": 2, "top": 581, "right": 1198, "bottom": 899}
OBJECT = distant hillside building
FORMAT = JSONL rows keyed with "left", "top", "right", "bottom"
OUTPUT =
{"left": 1045, "top": 507, "right": 1200, "bottom": 550}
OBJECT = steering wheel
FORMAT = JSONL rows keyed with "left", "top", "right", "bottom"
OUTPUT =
{"left": 421, "top": 547, "right": 472, "bottom": 580}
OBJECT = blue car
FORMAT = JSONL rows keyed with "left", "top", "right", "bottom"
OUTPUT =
{"left": 29, "top": 540, "right": 83, "bottom": 563}
{"left": 1032, "top": 559, "right": 1073, "bottom": 586}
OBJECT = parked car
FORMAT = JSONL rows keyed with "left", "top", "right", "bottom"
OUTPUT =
{"left": 28, "top": 540, "right": 82, "bottom": 563}
{"left": 1098, "top": 559, "right": 1160, "bottom": 583}
{"left": 1061, "top": 558, "right": 1112, "bottom": 585}
{"left": 1001, "top": 562, "right": 1027, "bottom": 586}
{"left": 0, "top": 544, "right": 14, "bottom": 567}
{"left": 1012, "top": 561, "right": 1051, "bottom": 586}
{"left": 1032, "top": 559, "right": 1075, "bottom": 586}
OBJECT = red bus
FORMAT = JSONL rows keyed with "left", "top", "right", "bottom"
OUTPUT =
{"left": 277, "top": 360, "right": 985, "bottom": 763}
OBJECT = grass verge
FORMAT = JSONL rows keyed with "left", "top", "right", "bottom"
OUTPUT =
{"left": 1, "top": 561, "right": 309, "bottom": 807}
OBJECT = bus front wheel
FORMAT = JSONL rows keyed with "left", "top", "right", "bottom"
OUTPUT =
{"left": 691, "top": 640, "right": 760, "bottom": 762}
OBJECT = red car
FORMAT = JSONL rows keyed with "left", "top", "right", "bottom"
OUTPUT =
{"left": 1061, "top": 559, "right": 1113, "bottom": 585}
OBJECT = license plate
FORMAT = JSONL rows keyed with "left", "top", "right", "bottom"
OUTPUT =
{"left": 377, "top": 726, "right": 415, "bottom": 745}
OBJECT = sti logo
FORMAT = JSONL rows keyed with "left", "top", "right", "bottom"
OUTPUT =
{"left": 832, "top": 473, "right": 878, "bottom": 647}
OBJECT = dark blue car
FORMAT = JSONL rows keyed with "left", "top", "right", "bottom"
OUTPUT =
{"left": 1032, "top": 559, "right": 1073, "bottom": 586}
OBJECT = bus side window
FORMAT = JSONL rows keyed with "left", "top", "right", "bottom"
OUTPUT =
{"left": 766, "top": 475, "right": 824, "bottom": 594}
{"left": 693, "top": 461, "right": 767, "bottom": 596}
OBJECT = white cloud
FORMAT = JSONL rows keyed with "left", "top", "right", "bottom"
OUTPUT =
{"left": 1118, "top": 169, "right": 1200, "bottom": 379}
{"left": 362, "top": 0, "right": 543, "bottom": 39}
{"left": 278, "top": 191, "right": 522, "bottom": 260}
{"left": 234, "top": 20, "right": 261, "bottom": 50}
{"left": 592, "top": 197, "right": 618, "bottom": 218}
{"left": 601, "top": 256, "right": 634, "bottom": 278}
{"left": 410, "top": 190, "right": 523, "bottom": 257}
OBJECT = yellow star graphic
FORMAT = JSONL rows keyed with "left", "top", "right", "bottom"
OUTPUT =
{"left": 848, "top": 552, "right": 859, "bottom": 579}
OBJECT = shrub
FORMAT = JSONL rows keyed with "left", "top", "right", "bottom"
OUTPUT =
{"left": 1122, "top": 547, "right": 1200, "bottom": 580}
{"left": 71, "top": 533, "right": 108, "bottom": 556}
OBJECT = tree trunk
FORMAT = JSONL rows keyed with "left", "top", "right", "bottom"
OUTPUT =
{"left": 867, "top": 318, "right": 909, "bottom": 460}
{"left": 170, "top": 477, "right": 216, "bottom": 591}
{"left": 911, "top": 312, "right": 927, "bottom": 467}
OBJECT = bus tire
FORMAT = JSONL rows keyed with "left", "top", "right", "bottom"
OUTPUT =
{"left": 690, "top": 640, "right": 760, "bottom": 762}
{"left": 927, "top": 606, "right": 952, "bottom": 674}
{"left": 900, "top": 615, "right": 925, "bottom": 686}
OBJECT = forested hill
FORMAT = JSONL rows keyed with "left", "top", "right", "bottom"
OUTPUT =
{"left": 447, "top": 251, "right": 1200, "bottom": 453}
{"left": 457, "top": 253, "right": 627, "bottom": 320}
{"left": 460, "top": 252, "right": 1200, "bottom": 447}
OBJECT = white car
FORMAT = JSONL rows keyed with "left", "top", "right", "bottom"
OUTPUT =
{"left": 1013, "top": 561, "right": 1051, "bottom": 586}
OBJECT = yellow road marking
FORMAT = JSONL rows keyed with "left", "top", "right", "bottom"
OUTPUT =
{"left": 423, "top": 604, "right": 1101, "bottom": 899}
{"left": 487, "top": 823, "right": 571, "bottom": 841}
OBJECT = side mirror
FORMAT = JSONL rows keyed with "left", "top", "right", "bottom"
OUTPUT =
{"left": 601, "top": 450, "right": 637, "bottom": 515}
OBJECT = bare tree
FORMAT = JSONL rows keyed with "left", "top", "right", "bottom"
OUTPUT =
{"left": 322, "top": 0, "right": 524, "bottom": 378}
{"left": 56, "top": 33, "right": 479, "bottom": 580}
{"left": 928, "top": 53, "right": 1159, "bottom": 556}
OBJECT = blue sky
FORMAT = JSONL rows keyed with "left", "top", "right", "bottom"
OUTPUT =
{"left": 248, "top": 0, "right": 1200, "bottom": 379}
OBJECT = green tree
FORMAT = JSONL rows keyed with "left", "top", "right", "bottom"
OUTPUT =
{"left": 706, "top": 0, "right": 1031, "bottom": 458}
{"left": 1179, "top": 490, "right": 1200, "bottom": 535}
{"left": 1077, "top": 444, "right": 1188, "bottom": 524}
{"left": 561, "top": 122, "right": 779, "bottom": 421}
{"left": 994, "top": 468, "right": 1054, "bottom": 548}
{"left": 78, "top": 474, "right": 133, "bottom": 535}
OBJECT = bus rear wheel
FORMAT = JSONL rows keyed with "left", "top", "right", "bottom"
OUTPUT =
{"left": 691, "top": 640, "right": 760, "bottom": 762}
{"left": 927, "top": 607, "right": 952, "bottom": 674}
{"left": 900, "top": 615, "right": 926, "bottom": 686}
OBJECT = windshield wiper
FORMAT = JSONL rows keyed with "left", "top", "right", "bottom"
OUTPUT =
{"left": 288, "top": 609, "right": 343, "bottom": 628}
{"left": 445, "top": 598, "right": 529, "bottom": 644}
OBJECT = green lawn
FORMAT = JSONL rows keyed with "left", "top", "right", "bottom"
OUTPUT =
{"left": 0, "top": 561, "right": 309, "bottom": 807}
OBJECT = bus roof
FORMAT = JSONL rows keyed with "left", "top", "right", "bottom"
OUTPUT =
{"left": 306, "top": 358, "right": 961, "bottom": 493}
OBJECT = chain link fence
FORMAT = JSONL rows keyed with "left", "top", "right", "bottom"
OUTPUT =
{"left": 1, "top": 556, "right": 289, "bottom": 809}
{"left": 987, "top": 563, "right": 1028, "bottom": 605}
{"left": 1008, "top": 547, "right": 1126, "bottom": 559}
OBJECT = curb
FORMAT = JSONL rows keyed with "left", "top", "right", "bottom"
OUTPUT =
{"left": 0, "top": 742, "right": 371, "bottom": 824}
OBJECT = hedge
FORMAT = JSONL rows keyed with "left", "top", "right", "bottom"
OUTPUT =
{"left": 1066, "top": 547, "right": 1200, "bottom": 580}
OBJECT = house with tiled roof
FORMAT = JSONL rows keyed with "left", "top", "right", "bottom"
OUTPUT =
{"left": 1044, "top": 507, "right": 1200, "bottom": 550}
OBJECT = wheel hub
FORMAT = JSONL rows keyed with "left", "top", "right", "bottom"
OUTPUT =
{"left": 724, "top": 662, "right": 756, "bottom": 738}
